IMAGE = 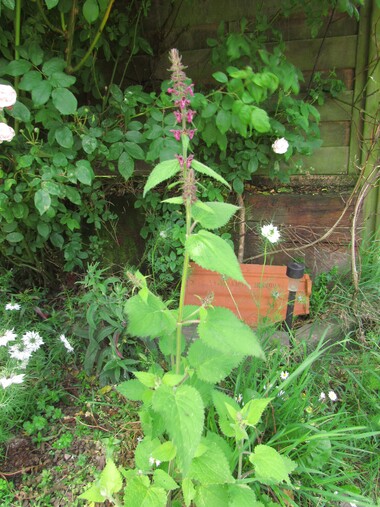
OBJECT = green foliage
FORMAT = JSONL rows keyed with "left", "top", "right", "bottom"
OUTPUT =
{"left": 72, "top": 263, "right": 145, "bottom": 385}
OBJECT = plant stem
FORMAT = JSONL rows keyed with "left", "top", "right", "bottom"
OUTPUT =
{"left": 36, "top": 0, "right": 65, "bottom": 35}
{"left": 237, "top": 439, "right": 244, "bottom": 479}
{"left": 67, "top": 0, "right": 115, "bottom": 74}
{"left": 65, "top": 0, "right": 77, "bottom": 71}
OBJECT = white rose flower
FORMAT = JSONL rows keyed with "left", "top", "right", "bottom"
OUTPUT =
{"left": 0, "top": 84, "right": 17, "bottom": 108}
{"left": 272, "top": 137, "right": 289, "bottom": 154}
{"left": 0, "top": 122, "right": 15, "bottom": 143}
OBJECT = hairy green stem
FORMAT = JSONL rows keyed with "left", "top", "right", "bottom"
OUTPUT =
{"left": 237, "top": 439, "right": 244, "bottom": 479}
{"left": 67, "top": 0, "right": 115, "bottom": 74}
{"left": 36, "top": 0, "right": 65, "bottom": 35}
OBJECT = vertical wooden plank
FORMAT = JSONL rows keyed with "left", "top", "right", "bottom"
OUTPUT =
{"left": 362, "top": 2, "right": 380, "bottom": 240}
{"left": 348, "top": 1, "right": 372, "bottom": 174}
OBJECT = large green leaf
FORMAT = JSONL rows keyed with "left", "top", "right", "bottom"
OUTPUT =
{"left": 55, "top": 126, "right": 74, "bottom": 148}
{"left": 199, "top": 307, "right": 264, "bottom": 358}
{"left": 191, "top": 159, "right": 229, "bottom": 187}
{"left": 124, "top": 475, "right": 167, "bottom": 507}
{"left": 31, "top": 80, "right": 52, "bottom": 106}
{"left": 194, "top": 484, "right": 229, "bottom": 507}
{"left": 34, "top": 189, "right": 51, "bottom": 215}
{"left": 18, "top": 70, "right": 42, "bottom": 91}
{"left": 188, "top": 340, "right": 245, "bottom": 384}
{"left": 189, "top": 436, "right": 234, "bottom": 485}
{"left": 4, "top": 59, "right": 31, "bottom": 76}
{"left": 249, "top": 445, "right": 297, "bottom": 485}
{"left": 227, "top": 484, "right": 263, "bottom": 506}
{"left": 83, "top": 0, "right": 99, "bottom": 23}
{"left": 250, "top": 107, "right": 271, "bottom": 133}
{"left": 117, "top": 379, "right": 148, "bottom": 401}
{"left": 143, "top": 159, "right": 181, "bottom": 197}
{"left": 98, "top": 460, "right": 122, "bottom": 495}
{"left": 6, "top": 232, "right": 24, "bottom": 243}
{"left": 152, "top": 384, "right": 204, "bottom": 474}
{"left": 191, "top": 201, "right": 239, "bottom": 229}
{"left": 9, "top": 101, "right": 30, "bottom": 122}
{"left": 241, "top": 398, "right": 272, "bottom": 427}
{"left": 153, "top": 469, "right": 179, "bottom": 491}
{"left": 125, "top": 292, "right": 177, "bottom": 339}
{"left": 75, "top": 160, "right": 94, "bottom": 185}
{"left": 118, "top": 152, "right": 134, "bottom": 181}
{"left": 52, "top": 88, "right": 77, "bottom": 115}
{"left": 185, "top": 230, "right": 246, "bottom": 284}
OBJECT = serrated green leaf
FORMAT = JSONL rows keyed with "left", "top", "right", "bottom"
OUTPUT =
{"left": 99, "top": 459, "right": 122, "bottom": 495}
{"left": 189, "top": 436, "right": 234, "bottom": 485}
{"left": 117, "top": 379, "right": 148, "bottom": 401}
{"left": 228, "top": 484, "right": 263, "bottom": 506}
{"left": 125, "top": 292, "right": 177, "bottom": 339}
{"left": 199, "top": 307, "right": 264, "bottom": 358}
{"left": 182, "top": 478, "right": 196, "bottom": 507}
{"left": 185, "top": 230, "right": 246, "bottom": 284}
{"left": 75, "top": 160, "right": 94, "bottom": 185}
{"left": 249, "top": 445, "right": 297, "bottom": 485}
{"left": 153, "top": 469, "right": 179, "bottom": 491}
{"left": 78, "top": 483, "right": 105, "bottom": 502}
{"left": 194, "top": 484, "right": 229, "bottom": 507}
{"left": 52, "top": 87, "right": 77, "bottom": 115}
{"left": 118, "top": 152, "right": 134, "bottom": 181}
{"left": 191, "top": 159, "right": 229, "bottom": 187}
{"left": 152, "top": 384, "right": 204, "bottom": 474}
{"left": 143, "top": 159, "right": 181, "bottom": 197}
{"left": 34, "top": 189, "right": 51, "bottom": 215}
{"left": 124, "top": 475, "right": 167, "bottom": 507}
{"left": 191, "top": 201, "right": 239, "bottom": 229}
{"left": 55, "top": 126, "right": 73, "bottom": 148}
{"left": 162, "top": 372, "right": 185, "bottom": 387}
{"left": 161, "top": 197, "right": 183, "bottom": 205}
{"left": 83, "top": 0, "right": 99, "bottom": 23}
{"left": 31, "top": 80, "right": 52, "bottom": 106}
{"left": 188, "top": 340, "right": 245, "bottom": 383}
{"left": 134, "top": 371, "right": 159, "bottom": 388}
{"left": 241, "top": 398, "right": 273, "bottom": 427}
{"left": 153, "top": 441, "right": 177, "bottom": 462}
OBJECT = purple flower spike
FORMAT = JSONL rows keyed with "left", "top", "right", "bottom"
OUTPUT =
{"left": 170, "top": 129, "right": 182, "bottom": 141}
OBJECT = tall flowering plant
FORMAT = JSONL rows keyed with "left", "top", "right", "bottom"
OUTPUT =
{"left": 80, "top": 50, "right": 298, "bottom": 507}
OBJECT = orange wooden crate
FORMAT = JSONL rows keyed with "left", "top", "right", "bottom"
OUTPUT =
{"left": 184, "top": 263, "right": 312, "bottom": 326}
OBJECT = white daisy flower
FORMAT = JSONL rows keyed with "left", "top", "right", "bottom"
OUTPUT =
{"left": 280, "top": 371, "right": 289, "bottom": 380}
{"left": 59, "top": 334, "right": 74, "bottom": 353}
{"left": 235, "top": 393, "right": 243, "bottom": 404}
{"left": 0, "top": 373, "right": 25, "bottom": 389}
{"left": 261, "top": 224, "right": 280, "bottom": 244}
{"left": 9, "top": 343, "right": 33, "bottom": 361}
{"left": 22, "top": 331, "right": 43, "bottom": 352}
{"left": 0, "top": 329, "right": 17, "bottom": 346}
{"left": 328, "top": 390, "right": 338, "bottom": 402}
{"left": 319, "top": 392, "right": 326, "bottom": 401}
{"left": 5, "top": 303, "right": 21, "bottom": 311}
